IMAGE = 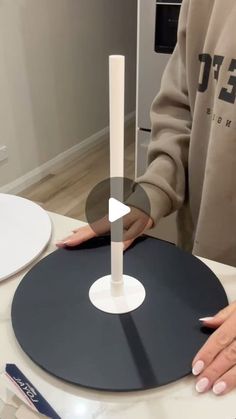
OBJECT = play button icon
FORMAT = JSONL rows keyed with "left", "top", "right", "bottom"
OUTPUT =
{"left": 108, "top": 198, "right": 130, "bottom": 223}
{"left": 85, "top": 176, "right": 151, "bottom": 242}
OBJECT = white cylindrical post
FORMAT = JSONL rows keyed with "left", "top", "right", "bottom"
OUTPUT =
{"left": 109, "top": 55, "right": 124, "bottom": 179}
{"left": 88, "top": 55, "right": 146, "bottom": 314}
{"left": 109, "top": 55, "right": 124, "bottom": 286}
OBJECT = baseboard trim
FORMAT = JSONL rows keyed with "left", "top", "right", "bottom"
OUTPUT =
{"left": 0, "top": 112, "right": 135, "bottom": 194}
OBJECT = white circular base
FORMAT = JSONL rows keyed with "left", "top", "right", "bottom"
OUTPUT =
{"left": 89, "top": 275, "right": 146, "bottom": 314}
{"left": 0, "top": 194, "right": 52, "bottom": 281}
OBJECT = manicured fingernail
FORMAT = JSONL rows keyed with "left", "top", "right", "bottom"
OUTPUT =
{"left": 55, "top": 240, "right": 69, "bottom": 246}
{"left": 213, "top": 381, "right": 227, "bottom": 395}
{"left": 196, "top": 377, "right": 209, "bottom": 393}
{"left": 192, "top": 360, "right": 205, "bottom": 376}
{"left": 199, "top": 317, "right": 214, "bottom": 322}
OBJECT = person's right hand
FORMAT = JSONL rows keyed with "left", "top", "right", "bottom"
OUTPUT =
{"left": 56, "top": 206, "right": 153, "bottom": 251}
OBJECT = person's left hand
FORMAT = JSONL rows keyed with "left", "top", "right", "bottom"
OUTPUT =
{"left": 192, "top": 301, "right": 236, "bottom": 395}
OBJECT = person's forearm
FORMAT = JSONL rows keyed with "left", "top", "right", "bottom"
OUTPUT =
{"left": 136, "top": 0, "right": 191, "bottom": 226}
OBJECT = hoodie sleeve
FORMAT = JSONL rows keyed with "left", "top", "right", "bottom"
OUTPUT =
{"left": 135, "top": 0, "right": 192, "bottom": 225}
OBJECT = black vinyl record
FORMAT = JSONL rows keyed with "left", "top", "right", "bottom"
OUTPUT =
{"left": 11, "top": 237, "right": 228, "bottom": 391}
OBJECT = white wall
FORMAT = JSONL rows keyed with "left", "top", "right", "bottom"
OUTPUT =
{"left": 0, "top": 0, "right": 137, "bottom": 188}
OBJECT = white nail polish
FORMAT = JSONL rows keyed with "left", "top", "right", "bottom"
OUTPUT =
{"left": 192, "top": 360, "right": 205, "bottom": 376}
{"left": 199, "top": 317, "right": 214, "bottom": 322}
{"left": 196, "top": 377, "right": 209, "bottom": 393}
{"left": 213, "top": 381, "right": 227, "bottom": 395}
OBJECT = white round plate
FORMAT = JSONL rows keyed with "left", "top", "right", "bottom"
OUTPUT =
{"left": 0, "top": 193, "right": 52, "bottom": 281}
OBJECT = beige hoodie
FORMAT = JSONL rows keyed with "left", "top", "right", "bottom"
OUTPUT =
{"left": 137, "top": 0, "right": 236, "bottom": 266}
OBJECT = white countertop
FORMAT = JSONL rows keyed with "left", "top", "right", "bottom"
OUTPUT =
{"left": 1, "top": 211, "right": 236, "bottom": 419}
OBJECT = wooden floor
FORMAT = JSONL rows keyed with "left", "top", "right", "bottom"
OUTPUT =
{"left": 19, "top": 122, "right": 135, "bottom": 221}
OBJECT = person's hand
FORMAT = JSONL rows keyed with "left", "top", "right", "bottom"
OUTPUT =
{"left": 192, "top": 301, "right": 236, "bottom": 395}
{"left": 56, "top": 207, "right": 153, "bottom": 250}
